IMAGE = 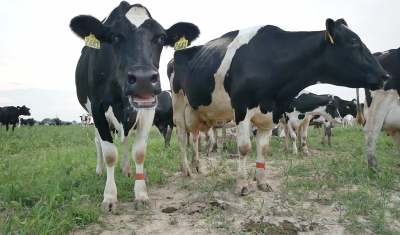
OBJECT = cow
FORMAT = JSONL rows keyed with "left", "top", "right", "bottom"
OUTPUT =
{"left": 280, "top": 92, "right": 342, "bottom": 155}
{"left": 169, "top": 18, "right": 388, "bottom": 196}
{"left": 152, "top": 90, "right": 174, "bottom": 149}
{"left": 70, "top": 1, "right": 200, "bottom": 211}
{"left": 342, "top": 114, "right": 353, "bottom": 128}
{"left": 20, "top": 118, "right": 35, "bottom": 126}
{"left": 356, "top": 48, "right": 400, "bottom": 170}
{"left": 310, "top": 96, "right": 358, "bottom": 146}
{"left": 72, "top": 120, "right": 77, "bottom": 125}
{"left": 0, "top": 106, "right": 31, "bottom": 131}
{"left": 80, "top": 114, "right": 91, "bottom": 127}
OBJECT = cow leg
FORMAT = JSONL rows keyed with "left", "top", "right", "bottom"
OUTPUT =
{"left": 222, "top": 122, "right": 227, "bottom": 150}
{"left": 300, "top": 123, "right": 310, "bottom": 155}
{"left": 249, "top": 124, "right": 254, "bottom": 141}
{"left": 121, "top": 134, "right": 132, "bottom": 177}
{"left": 186, "top": 132, "right": 191, "bottom": 146}
{"left": 95, "top": 128, "right": 104, "bottom": 176}
{"left": 191, "top": 131, "right": 200, "bottom": 173}
{"left": 255, "top": 128, "right": 272, "bottom": 192}
{"left": 321, "top": 127, "right": 326, "bottom": 146}
{"left": 164, "top": 125, "right": 173, "bottom": 149}
{"left": 287, "top": 122, "right": 298, "bottom": 155}
{"left": 234, "top": 117, "right": 252, "bottom": 196}
{"left": 6, "top": 124, "right": 9, "bottom": 132}
{"left": 12, "top": 124, "right": 16, "bottom": 131}
{"left": 211, "top": 127, "right": 218, "bottom": 152}
{"left": 326, "top": 127, "right": 332, "bottom": 147}
{"left": 392, "top": 131, "right": 400, "bottom": 154}
{"left": 132, "top": 109, "right": 154, "bottom": 209}
{"left": 177, "top": 115, "right": 191, "bottom": 178}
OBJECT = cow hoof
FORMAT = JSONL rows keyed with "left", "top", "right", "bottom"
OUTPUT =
{"left": 257, "top": 183, "right": 273, "bottom": 192}
{"left": 234, "top": 186, "right": 249, "bottom": 196}
{"left": 292, "top": 152, "right": 298, "bottom": 156}
{"left": 134, "top": 199, "right": 150, "bottom": 210}
{"left": 122, "top": 170, "right": 133, "bottom": 177}
{"left": 164, "top": 144, "right": 170, "bottom": 149}
{"left": 181, "top": 170, "right": 192, "bottom": 178}
{"left": 303, "top": 152, "right": 310, "bottom": 156}
{"left": 223, "top": 146, "right": 228, "bottom": 151}
{"left": 96, "top": 169, "right": 103, "bottom": 176}
{"left": 211, "top": 147, "right": 218, "bottom": 152}
{"left": 328, "top": 144, "right": 332, "bottom": 147}
{"left": 101, "top": 201, "right": 117, "bottom": 213}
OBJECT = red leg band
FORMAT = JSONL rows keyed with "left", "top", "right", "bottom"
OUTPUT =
{"left": 136, "top": 173, "right": 146, "bottom": 180}
{"left": 256, "top": 162, "right": 265, "bottom": 168}
{"left": 302, "top": 143, "right": 307, "bottom": 147}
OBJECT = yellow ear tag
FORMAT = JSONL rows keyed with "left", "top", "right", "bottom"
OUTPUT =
{"left": 18, "top": 108, "right": 20, "bottom": 110}
{"left": 85, "top": 33, "right": 100, "bottom": 49}
{"left": 174, "top": 36, "right": 188, "bottom": 51}
{"left": 325, "top": 31, "right": 334, "bottom": 44}
{"left": 346, "top": 106, "right": 349, "bottom": 109}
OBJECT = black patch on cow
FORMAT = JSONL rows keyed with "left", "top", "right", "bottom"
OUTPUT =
{"left": 298, "top": 114, "right": 305, "bottom": 119}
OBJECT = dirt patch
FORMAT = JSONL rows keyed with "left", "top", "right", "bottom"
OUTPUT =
{"left": 242, "top": 220, "right": 299, "bottom": 235}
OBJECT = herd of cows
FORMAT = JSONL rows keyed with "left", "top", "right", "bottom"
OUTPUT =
{"left": 1, "top": 1, "right": 399, "bottom": 213}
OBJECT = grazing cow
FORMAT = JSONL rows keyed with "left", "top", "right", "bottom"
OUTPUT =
{"left": 169, "top": 18, "right": 388, "bottom": 196}
{"left": 356, "top": 48, "right": 400, "bottom": 170}
{"left": 280, "top": 92, "right": 342, "bottom": 155}
{"left": 311, "top": 96, "right": 358, "bottom": 146}
{"left": 342, "top": 114, "right": 354, "bottom": 128}
{"left": 80, "top": 114, "right": 91, "bottom": 127}
{"left": 70, "top": 1, "right": 199, "bottom": 210}
{"left": 20, "top": 118, "right": 35, "bottom": 126}
{"left": 0, "top": 106, "right": 31, "bottom": 131}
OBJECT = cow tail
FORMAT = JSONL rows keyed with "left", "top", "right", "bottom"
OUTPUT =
{"left": 355, "top": 88, "right": 365, "bottom": 125}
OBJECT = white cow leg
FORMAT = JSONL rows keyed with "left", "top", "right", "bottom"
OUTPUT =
{"left": 177, "top": 121, "right": 191, "bottom": 178}
{"left": 191, "top": 131, "right": 200, "bottom": 173}
{"left": 121, "top": 134, "right": 132, "bottom": 177}
{"left": 287, "top": 123, "right": 298, "bottom": 155}
{"left": 234, "top": 118, "right": 251, "bottom": 196}
{"left": 392, "top": 131, "right": 400, "bottom": 154}
{"left": 300, "top": 120, "right": 311, "bottom": 155}
{"left": 284, "top": 126, "right": 289, "bottom": 149}
{"left": 132, "top": 109, "right": 154, "bottom": 209}
{"left": 255, "top": 128, "right": 273, "bottom": 192}
{"left": 211, "top": 127, "right": 218, "bottom": 152}
{"left": 95, "top": 128, "right": 104, "bottom": 176}
{"left": 204, "top": 130, "right": 212, "bottom": 157}
{"left": 100, "top": 140, "right": 118, "bottom": 212}
{"left": 321, "top": 126, "right": 326, "bottom": 146}
{"left": 326, "top": 127, "right": 333, "bottom": 147}
{"left": 222, "top": 122, "right": 227, "bottom": 150}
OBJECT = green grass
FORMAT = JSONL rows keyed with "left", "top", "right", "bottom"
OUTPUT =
{"left": 0, "top": 125, "right": 181, "bottom": 234}
{"left": 1, "top": 125, "right": 400, "bottom": 234}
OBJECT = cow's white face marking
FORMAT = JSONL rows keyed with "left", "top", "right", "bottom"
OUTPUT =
{"left": 105, "top": 107, "right": 125, "bottom": 141}
{"left": 125, "top": 6, "right": 150, "bottom": 28}
{"left": 85, "top": 97, "right": 92, "bottom": 114}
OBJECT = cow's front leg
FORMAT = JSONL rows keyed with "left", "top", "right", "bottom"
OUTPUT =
{"left": 164, "top": 125, "right": 173, "bottom": 149}
{"left": 95, "top": 129, "right": 104, "bottom": 176}
{"left": 132, "top": 109, "right": 155, "bottom": 209}
{"left": 287, "top": 122, "right": 298, "bottom": 155}
{"left": 191, "top": 131, "right": 200, "bottom": 173}
{"left": 12, "top": 124, "right": 16, "bottom": 131}
{"left": 255, "top": 128, "right": 273, "bottom": 192}
{"left": 234, "top": 117, "right": 251, "bottom": 196}
{"left": 6, "top": 124, "right": 9, "bottom": 132}
{"left": 300, "top": 121, "right": 311, "bottom": 155}
{"left": 321, "top": 126, "right": 326, "bottom": 146}
{"left": 121, "top": 134, "right": 132, "bottom": 177}
{"left": 211, "top": 127, "right": 218, "bottom": 152}
{"left": 326, "top": 127, "right": 333, "bottom": 147}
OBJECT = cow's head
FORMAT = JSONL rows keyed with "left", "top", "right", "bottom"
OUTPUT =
{"left": 321, "top": 19, "right": 389, "bottom": 90}
{"left": 70, "top": 2, "right": 200, "bottom": 109}
{"left": 323, "top": 100, "right": 342, "bottom": 124}
{"left": 346, "top": 99, "right": 357, "bottom": 117}
{"left": 17, "top": 105, "right": 31, "bottom": 116}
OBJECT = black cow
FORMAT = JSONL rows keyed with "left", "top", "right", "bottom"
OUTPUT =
{"left": 153, "top": 90, "right": 174, "bottom": 149}
{"left": 20, "top": 118, "right": 35, "bottom": 126}
{"left": 0, "top": 106, "right": 31, "bottom": 131}
{"left": 356, "top": 48, "right": 400, "bottom": 170}
{"left": 280, "top": 92, "right": 341, "bottom": 155}
{"left": 169, "top": 19, "right": 388, "bottom": 196}
{"left": 70, "top": 1, "right": 199, "bottom": 211}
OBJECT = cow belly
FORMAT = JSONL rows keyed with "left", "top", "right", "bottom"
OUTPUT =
{"left": 382, "top": 102, "right": 400, "bottom": 135}
{"left": 196, "top": 91, "right": 234, "bottom": 122}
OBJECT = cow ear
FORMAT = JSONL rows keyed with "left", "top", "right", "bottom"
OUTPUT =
{"left": 335, "top": 18, "right": 348, "bottom": 27}
{"left": 325, "top": 18, "right": 336, "bottom": 44}
{"left": 165, "top": 22, "right": 200, "bottom": 47}
{"left": 70, "top": 15, "right": 110, "bottom": 42}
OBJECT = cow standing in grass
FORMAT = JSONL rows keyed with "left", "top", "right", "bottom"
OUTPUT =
{"left": 0, "top": 106, "right": 31, "bottom": 131}
{"left": 356, "top": 48, "right": 400, "bottom": 170}
{"left": 79, "top": 114, "right": 91, "bottom": 127}
{"left": 70, "top": 1, "right": 199, "bottom": 210}
{"left": 169, "top": 19, "right": 388, "bottom": 196}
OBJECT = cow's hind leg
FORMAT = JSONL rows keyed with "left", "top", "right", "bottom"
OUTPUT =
{"left": 326, "top": 127, "right": 333, "bottom": 147}
{"left": 121, "top": 134, "right": 132, "bottom": 177}
{"left": 95, "top": 129, "right": 104, "bottom": 176}
{"left": 392, "top": 131, "right": 400, "bottom": 154}
{"left": 287, "top": 122, "right": 298, "bottom": 155}
{"left": 234, "top": 117, "right": 252, "bottom": 196}
{"left": 164, "top": 125, "right": 173, "bottom": 149}
{"left": 211, "top": 127, "right": 218, "bottom": 152}
{"left": 222, "top": 122, "right": 227, "bottom": 150}
{"left": 255, "top": 128, "right": 273, "bottom": 192}
{"left": 321, "top": 126, "right": 326, "bottom": 146}
{"left": 191, "top": 131, "right": 200, "bottom": 173}
{"left": 132, "top": 109, "right": 155, "bottom": 209}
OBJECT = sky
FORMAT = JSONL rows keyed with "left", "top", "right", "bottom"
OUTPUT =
{"left": 1, "top": 0, "right": 399, "bottom": 122}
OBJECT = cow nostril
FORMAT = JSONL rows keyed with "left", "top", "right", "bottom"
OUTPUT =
{"left": 151, "top": 74, "right": 158, "bottom": 83}
{"left": 128, "top": 75, "right": 136, "bottom": 84}
{"left": 381, "top": 74, "right": 390, "bottom": 82}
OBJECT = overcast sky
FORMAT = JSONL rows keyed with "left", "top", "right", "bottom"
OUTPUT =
{"left": 1, "top": 0, "right": 399, "bottom": 121}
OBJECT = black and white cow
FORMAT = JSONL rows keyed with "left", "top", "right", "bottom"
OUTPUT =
{"left": 80, "top": 114, "right": 91, "bottom": 127}
{"left": 20, "top": 118, "right": 35, "bottom": 126}
{"left": 169, "top": 19, "right": 388, "bottom": 196}
{"left": 280, "top": 91, "right": 342, "bottom": 155}
{"left": 0, "top": 106, "right": 31, "bottom": 131}
{"left": 70, "top": 2, "right": 199, "bottom": 210}
{"left": 356, "top": 48, "right": 400, "bottom": 170}
{"left": 310, "top": 96, "right": 358, "bottom": 146}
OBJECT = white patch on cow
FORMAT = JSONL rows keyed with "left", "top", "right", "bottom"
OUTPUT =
{"left": 197, "top": 26, "right": 264, "bottom": 121}
{"left": 105, "top": 107, "right": 125, "bottom": 141}
{"left": 166, "top": 90, "right": 172, "bottom": 98}
{"left": 317, "top": 81, "right": 321, "bottom": 84}
{"left": 296, "top": 89, "right": 310, "bottom": 98}
{"left": 85, "top": 97, "right": 92, "bottom": 114}
{"left": 304, "top": 106, "right": 341, "bottom": 124}
{"left": 125, "top": 6, "right": 150, "bottom": 27}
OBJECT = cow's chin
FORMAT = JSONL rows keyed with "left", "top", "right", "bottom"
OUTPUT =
{"left": 129, "top": 95, "right": 157, "bottom": 109}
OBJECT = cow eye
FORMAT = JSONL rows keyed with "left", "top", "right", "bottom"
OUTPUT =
{"left": 155, "top": 35, "right": 165, "bottom": 44}
{"left": 112, "top": 35, "right": 119, "bottom": 43}
{"left": 350, "top": 39, "right": 358, "bottom": 47}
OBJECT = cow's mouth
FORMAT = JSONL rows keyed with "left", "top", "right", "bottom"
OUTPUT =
{"left": 129, "top": 94, "right": 157, "bottom": 108}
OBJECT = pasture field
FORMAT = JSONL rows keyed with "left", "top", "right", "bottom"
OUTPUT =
{"left": 1, "top": 125, "right": 400, "bottom": 234}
